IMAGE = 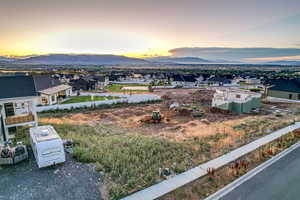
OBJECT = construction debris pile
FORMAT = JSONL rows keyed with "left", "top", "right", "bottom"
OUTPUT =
{"left": 160, "top": 89, "right": 214, "bottom": 106}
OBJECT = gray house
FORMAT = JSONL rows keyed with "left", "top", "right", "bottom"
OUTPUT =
{"left": 267, "top": 79, "right": 300, "bottom": 100}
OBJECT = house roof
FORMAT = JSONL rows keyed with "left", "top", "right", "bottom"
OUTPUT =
{"left": 33, "top": 75, "right": 61, "bottom": 91}
{"left": 93, "top": 75, "right": 107, "bottom": 82}
{"left": 182, "top": 75, "right": 197, "bottom": 82}
{"left": 207, "top": 77, "right": 231, "bottom": 83}
{"left": 40, "top": 84, "right": 71, "bottom": 95}
{"left": 268, "top": 79, "right": 300, "bottom": 93}
{"left": 0, "top": 76, "right": 37, "bottom": 99}
{"left": 84, "top": 75, "right": 106, "bottom": 82}
{"left": 172, "top": 75, "right": 185, "bottom": 82}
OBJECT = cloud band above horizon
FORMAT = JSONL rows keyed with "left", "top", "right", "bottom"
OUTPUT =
{"left": 169, "top": 47, "right": 300, "bottom": 61}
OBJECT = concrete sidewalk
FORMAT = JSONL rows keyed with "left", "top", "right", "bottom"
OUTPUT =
{"left": 122, "top": 122, "right": 300, "bottom": 200}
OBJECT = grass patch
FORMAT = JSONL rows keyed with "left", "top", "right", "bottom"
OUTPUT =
{"left": 105, "top": 84, "right": 149, "bottom": 93}
{"left": 294, "top": 108, "right": 300, "bottom": 115}
{"left": 233, "top": 119, "right": 295, "bottom": 143}
{"left": 61, "top": 96, "right": 120, "bottom": 104}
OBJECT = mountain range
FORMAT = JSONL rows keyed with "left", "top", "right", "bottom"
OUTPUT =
{"left": 146, "top": 56, "right": 212, "bottom": 64}
{"left": 0, "top": 54, "right": 299, "bottom": 66}
{"left": 12, "top": 54, "right": 149, "bottom": 65}
{"left": 265, "top": 60, "right": 300, "bottom": 65}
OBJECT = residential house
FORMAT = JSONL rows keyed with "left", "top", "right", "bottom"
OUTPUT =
{"left": 0, "top": 76, "right": 38, "bottom": 143}
{"left": 172, "top": 74, "right": 198, "bottom": 87}
{"left": 87, "top": 75, "right": 109, "bottom": 90}
{"left": 183, "top": 75, "right": 198, "bottom": 86}
{"left": 212, "top": 89, "right": 261, "bottom": 114}
{"left": 267, "top": 79, "right": 300, "bottom": 100}
{"left": 245, "top": 77, "right": 261, "bottom": 84}
{"left": 69, "top": 78, "right": 96, "bottom": 91}
{"left": 172, "top": 74, "right": 185, "bottom": 86}
{"left": 206, "top": 77, "right": 232, "bottom": 86}
{"left": 33, "top": 75, "right": 72, "bottom": 105}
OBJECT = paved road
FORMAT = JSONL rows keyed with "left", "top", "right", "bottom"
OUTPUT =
{"left": 0, "top": 152, "right": 102, "bottom": 200}
{"left": 221, "top": 146, "right": 300, "bottom": 200}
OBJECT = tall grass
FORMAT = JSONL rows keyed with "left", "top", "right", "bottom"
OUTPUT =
{"left": 49, "top": 123, "right": 195, "bottom": 200}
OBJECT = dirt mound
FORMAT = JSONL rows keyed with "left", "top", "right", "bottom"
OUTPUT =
{"left": 208, "top": 107, "right": 231, "bottom": 114}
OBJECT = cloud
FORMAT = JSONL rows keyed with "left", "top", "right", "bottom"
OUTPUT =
{"left": 168, "top": 47, "right": 300, "bottom": 61}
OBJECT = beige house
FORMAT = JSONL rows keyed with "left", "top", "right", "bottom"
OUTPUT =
{"left": 33, "top": 75, "right": 72, "bottom": 105}
{"left": 39, "top": 85, "right": 72, "bottom": 105}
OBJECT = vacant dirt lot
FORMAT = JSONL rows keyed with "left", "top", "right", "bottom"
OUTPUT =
{"left": 40, "top": 89, "right": 299, "bottom": 144}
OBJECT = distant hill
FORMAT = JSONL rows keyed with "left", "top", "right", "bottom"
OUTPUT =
{"left": 147, "top": 56, "right": 212, "bottom": 64}
{"left": 14, "top": 54, "right": 149, "bottom": 65}
{"left": 213, "top": 59, "right": 242, "bottom": 64}
{"left": 266, "top": 60, "right": 300, "bottom": 65}
{"left": 0, "top": 56, "right": 16, "bottom": 62}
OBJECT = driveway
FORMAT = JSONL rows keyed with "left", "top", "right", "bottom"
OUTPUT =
{"left": 0, "top": 152, "right": 102, "bottom": 200}
{"left": 220, "top": 146, "right": 300, "bottom": 200}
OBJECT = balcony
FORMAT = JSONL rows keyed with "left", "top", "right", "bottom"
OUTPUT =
{"left": 5, "top": 113, "right": 35, "bottom": 125}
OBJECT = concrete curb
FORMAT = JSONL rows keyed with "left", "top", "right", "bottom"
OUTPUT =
{"left": 205, "top": 141, "right": 300, "bottom": 200}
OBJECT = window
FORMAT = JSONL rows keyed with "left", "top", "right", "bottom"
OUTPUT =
{"left": 51, "top": 95, "right": 56, "bottom": 102}
{"left": 8, "top": 127, "right": 17, "bottom": 135}
{"left": 289, "top": 94, "right": 293, "bottom": 99}
{"left": 4, "top": 103, "right": 15, "bottom": 117}
{"left": 298, "top": 94, "right": 300, "bottom": 100}
{"left": 41, "top": 97, "right": 48, "bottom": 104}
{"left": 236, "top": 94, "right": 241, "bottom": 98}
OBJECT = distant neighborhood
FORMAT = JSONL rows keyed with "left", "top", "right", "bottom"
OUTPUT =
{"left": 1, "top": 68, "right": 300, "bottom": 143}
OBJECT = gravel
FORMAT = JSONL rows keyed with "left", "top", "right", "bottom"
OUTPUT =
{"left": 0, "top": 152, "right": 102, "bottom": 200}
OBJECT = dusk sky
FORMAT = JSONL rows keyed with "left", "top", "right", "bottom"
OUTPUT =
{"left": 1, "top": 0, "right": 300, "bottom": 61}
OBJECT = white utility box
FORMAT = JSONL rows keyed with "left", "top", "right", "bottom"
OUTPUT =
{"left": 30, "top": 125, "right": 65, "bottom": 168}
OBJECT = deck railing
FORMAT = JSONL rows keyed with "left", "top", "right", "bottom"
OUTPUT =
{"left": 5, "top": 113, "right": 35, "bottom": 125}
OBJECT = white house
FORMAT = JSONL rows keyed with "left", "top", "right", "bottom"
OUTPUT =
{"left": 212, "top": 88, "right": 261, "bottom": 114}
{"left": 0, "top": 76, "right": 38, "bottom": 143}
{"left": 245, "top": 77, "right": 261, "bottom": 84}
